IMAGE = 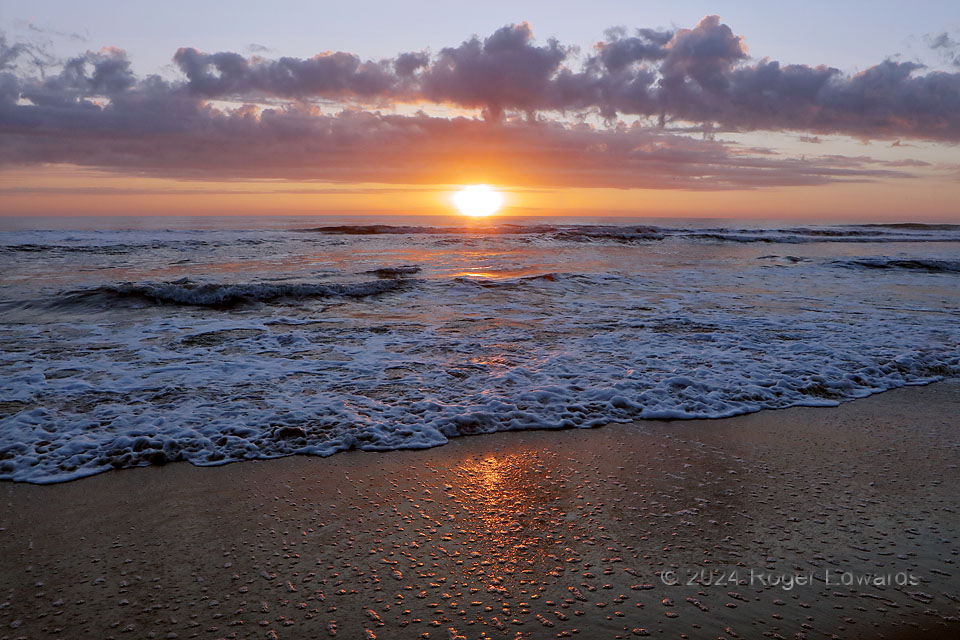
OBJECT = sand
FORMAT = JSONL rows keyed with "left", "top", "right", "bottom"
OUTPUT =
{"left": 1, "top": 381, "right": 959, "bottom": 639}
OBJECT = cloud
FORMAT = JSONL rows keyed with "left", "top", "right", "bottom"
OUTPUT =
{"left": 394, "top": 51, "right": 429, "bottom": 77}
{"left": 158, "top": 16, "right": 960, "bottom": 140}
{"left": 0, "top": 33, "right": 54, "bottom": 76}
{"left": 927, "top": 31, "right": 960, "bottom": 67}
{"left": 173, "top": 46, "right": 402, "bottom": 100}
{"left": 659, "top": 14, "right": 747, "bottom": 93}
{"left": 13, "top": 46, "right": 136, "bottom": 108}
{"left": 0, "top": 184, "right": 439, "bottom": 196}
{"left": 27, "top": 22, "right": 86, "bottom": 43}
{"left": 0, "top": 17, "right": 956, "bottom": 190}
{"left": 0, "top": 34, "right": 26, "bottom": 70}
{"left": 0, "top": 90, "right": 911, "bottom": 190}
{"left": 418, "top": 23, "right": 568, "bottom": 118}
{"left": 594, "top": 27, "right": 673, "bottom": 72}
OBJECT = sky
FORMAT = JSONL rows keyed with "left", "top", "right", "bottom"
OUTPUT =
{"left": 1, "top": 1, "right": 959, "bottom": 220}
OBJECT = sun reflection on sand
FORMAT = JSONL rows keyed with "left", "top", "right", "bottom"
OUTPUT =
{"left": 454, "top": 454, "right": 568, "bottom": 574}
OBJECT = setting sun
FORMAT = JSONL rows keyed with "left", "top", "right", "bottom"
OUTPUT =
{"left": 453, "top": 184, "right": 503, "bottom": 217}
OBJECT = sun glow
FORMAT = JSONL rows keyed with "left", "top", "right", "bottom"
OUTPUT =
{"left": 453, "top": 184, "right": 503, "bottom": 217}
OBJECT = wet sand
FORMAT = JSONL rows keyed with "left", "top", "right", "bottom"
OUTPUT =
{"left": 2, "top": 381, "right": 959, "bottom": 639}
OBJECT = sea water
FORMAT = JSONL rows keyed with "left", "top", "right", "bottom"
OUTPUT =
{"left": 1, "top": 215, "right": 958, "bottom": 483}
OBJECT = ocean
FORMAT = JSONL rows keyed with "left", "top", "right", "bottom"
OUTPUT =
{"left": 1, "top": 215, "right": 958, "bottom": 483}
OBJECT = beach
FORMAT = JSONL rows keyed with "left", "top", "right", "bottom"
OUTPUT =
{"left": 2, "top": 381, "right": 958, "bottom": 639}
{"left": 3, "top": 4, "right": 960, "bottom": 638}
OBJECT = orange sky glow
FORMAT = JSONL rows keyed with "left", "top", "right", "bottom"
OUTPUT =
{"left": 2, "top": 164, "right": 958, "bottom": 221}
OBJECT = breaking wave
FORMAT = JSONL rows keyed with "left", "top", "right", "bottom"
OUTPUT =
{"left": 60, "top": 278, "right": 409, "bottom": 308}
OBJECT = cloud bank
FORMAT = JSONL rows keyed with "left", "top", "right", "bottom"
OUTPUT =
{"left": 167, "top": 17, "right": 960, "bottom": 140}
{"left": 1, "top": 17, "right": 957, "bottom": 189}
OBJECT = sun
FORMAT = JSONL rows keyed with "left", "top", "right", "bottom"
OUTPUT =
{"left": 453, "top": 184, "right": 503, "bottom": 217}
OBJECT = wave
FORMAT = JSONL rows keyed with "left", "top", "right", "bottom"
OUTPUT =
{"left": 832, "top": 258, "right": 960, "bottom": 273}
{"left": 452, "top": 272, "right": 570, "bottom": 288}
{"left": 60, "top": 277, "right": 409, "bottom": 308}
{"left": 293, "top": 223, "right": 960, "bottom": 244}
{"left": 551, "top": 226, "right": 665, "bottom": 242}
{"left": 3, "top": 256, "right": 959, "bottom": 483}
{"left": 757, "top": 255, "right": 810, "bottom": 263}
{"left": 6, "top": 224, "right": 958, "bottom": 255}
{"left": 1, "top": 238, "right": 268, "bottom": 255}
{"left": 685, "top": 228, "right": 959, "bottom": 244}
{"left": 856, "top": 223, "right": 960, "bottom": 231}
{"left": 299, "top": 224, "right": 455, "bottom": 235}
{"left": 298, "top": 223, "right": 668, "bottom": 242}
{"left": 2, "top": 243, "right": 166, "bottom": 255}
{"left": 775, "top": 227, "right": 885, "bottom": 237}
{"left": 296, "top": 224, "right": 555, "bottom": 235}
{"left": 365, "top": 265, "right": 422, "bottom": 277}
{"left": 2, "top": 330, "right": 956, "bottom": 484}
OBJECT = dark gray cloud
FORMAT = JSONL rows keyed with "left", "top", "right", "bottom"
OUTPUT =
{"left": 162, "top": 16, "right": 960, "bottom": 140}
{"left": 594, "top": 27, "right": 673, "bottom": 72}
{"left": 0, "top": 35, "right": 28, "bottom": 71}
{"left": 0, "top": 33, "right": 55, "bottom": 76}
{"left": 172, "top": 47, "right": 402, "bottom": 100}
{"left": 0, "top": 17, "right": 954, "bottom": 190}
{"left": 418, "top": 23, "right": 568, "bottom": 118}
{"left": 0, "top": 82, "right": 912, "bottom": 190}
{"left": 589, "top": 19, "right": 960, "bottom": 141}
{"left": 394, "top": 51, "right": 429, "bottom": 76}
{"left": 659, "top": 14, "right": 747, "bottom": 93}
{"left": 14, "top": 46, "right": 136, "bottom": 108}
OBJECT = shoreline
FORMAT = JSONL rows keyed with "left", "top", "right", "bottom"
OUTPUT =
{"left": 2, "top": 381, "right": 958, "bottom": 639}
{"left": 4, "top": 379, "right": 953, "bottom": 487}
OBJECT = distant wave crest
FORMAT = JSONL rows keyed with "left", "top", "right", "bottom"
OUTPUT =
{"left": 453, "top": 272, "right": 570, "bottom": 288}
{"left": 365, "top": 265, "right": 422, "bottom": 277}
{"left": 294, "top": 223, "right": 960, "bottom": 244}
{"left": 832, "top": 258, "right": 960, "bottom": 273}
